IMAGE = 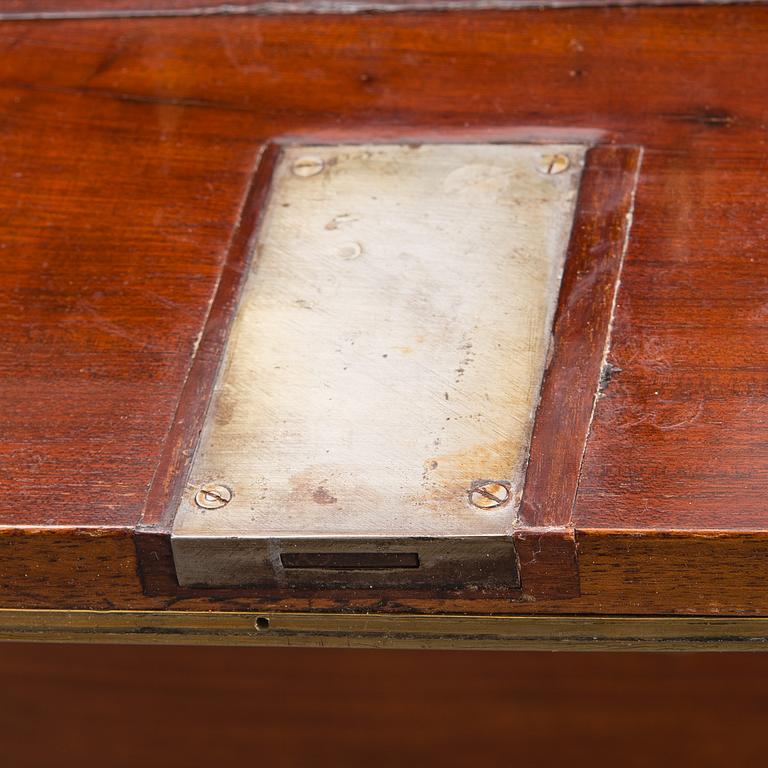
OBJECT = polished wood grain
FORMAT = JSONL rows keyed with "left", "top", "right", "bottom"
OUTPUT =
{"left": 1, "top": 643, "right": 767, "bottom": 767}
{"left": 2, "top": 6, "right": 768, "bottom": 613}
{"left": 138, "top": 142, "right": 280, "bottom": 535}
{"left": 514, "top": 145, "right": 639, "bottom": 598}
{"left": 0, "top": 86, "right": 262, "bottom": 528}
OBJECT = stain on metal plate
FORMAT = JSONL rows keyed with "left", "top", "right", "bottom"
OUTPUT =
{"left": 172, "top": 143, "right": 585, "bottom": 588}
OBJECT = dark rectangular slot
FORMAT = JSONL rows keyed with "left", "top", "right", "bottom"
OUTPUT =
{"left": 280, "top": 552, "right": 420, "bottom": 570}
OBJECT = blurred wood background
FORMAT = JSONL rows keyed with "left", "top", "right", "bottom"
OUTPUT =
{"left": 1, "top": 644, "right": 765, "bottom": 767}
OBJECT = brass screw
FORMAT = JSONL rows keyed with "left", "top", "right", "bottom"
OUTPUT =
{"left": 536, "top": 153, "right": 570, "bottom": 175}
{"left": 194, "top": 483, "right": 232, "bottom": 510}
{"left": 469, "top": 481, "right": 511, "bottom": 509}
{"left": 291, "top": 155, "right": 325, "bottom": 177}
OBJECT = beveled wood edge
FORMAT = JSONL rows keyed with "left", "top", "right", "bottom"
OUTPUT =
{"left": 515, "top": 144, "right": 642, "bottom": 598}
{"left": 138, "top": 141, "right": 281, "bottom": 534}
{"left": 520, "top": 145, "right": 642, "bottom": 530}
{"left": 0, "top": 0, "right": 762, "bottom": 23}
{"left": 2, "top": 609, "right": 768, "bottom": 651}
{"left": 136, "top": 142, "right": 283, "bottom": 595}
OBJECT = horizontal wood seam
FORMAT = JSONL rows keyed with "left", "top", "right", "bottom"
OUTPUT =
{"left": 0, "top": 0, "right": 762, "bottom": 23}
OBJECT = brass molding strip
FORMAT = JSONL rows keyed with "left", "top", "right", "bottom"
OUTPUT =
{"left": 1, "top": 610, "right": 768, "bottom": 650}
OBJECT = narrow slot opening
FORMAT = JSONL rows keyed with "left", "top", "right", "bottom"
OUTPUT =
{"left": 280, "top": 552, "right": 420, "bottom": 570}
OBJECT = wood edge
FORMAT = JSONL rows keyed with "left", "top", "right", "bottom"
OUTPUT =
{"left": 135, "top": 142, "right": 282, "bottom": 589}
{"left": 520, "top": 144, "right": 642, "bottom": 529}
{"left": 134, "top": 529, "right": 177, "bottom": 594}
{"left": 3, "top": 609, "right": 768, "bottom": 650}
{"left": 10, "top": 526, "right": 768, "bottom": 611}
{"left": 513, "top": 527, "right": 580, "bottom": 599}
{"left": 577, "top": 528, "right": 768, "bottom": 538}
{"left": 137, "top": 141, "right": 281, "bottom": 532}
{"left": 513, "top": 144, "right": 642, "bottom": 599}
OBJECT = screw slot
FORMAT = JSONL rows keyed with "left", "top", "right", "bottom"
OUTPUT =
{"left": 535, "top": 153, "right": 570, "bottom": 175}
{"left": 469, "top": 481, "right": 511, "bottom": 509}
{"left": 193, "top": 483, "right": 232, "bottom": 510}
{"left": 255, "top": 616, "right": 270, "bottom": 631}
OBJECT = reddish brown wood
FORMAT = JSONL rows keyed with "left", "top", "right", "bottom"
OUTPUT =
{"left": 2, "top": 6, "right": 768, "bottom": 613}
{"left": 513, "top": 529, "right": 581, "bottom": 600}
{"left": 576, "top": 152, "right": 768, "bottom": 532}
{"left": 3, "top": 643, "right": 768, "bottom": 768}
{"left": 513, "top": 144, "right": 640, "bottom": 597}
{"left": 138, "top": 141, "right": 279, "bottom": 533}
{"left": 0, "top": 86, "right": 260, "bottom": 528}
{"left": 10, "top": 528, "right": 768, "bottom": 616}
{"left": 520, "top": 145, "right": 640, "bottom": 530}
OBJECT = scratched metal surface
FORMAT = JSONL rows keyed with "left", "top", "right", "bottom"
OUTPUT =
{"left": 172, "top": 143, "right": 584, "bottom": 584}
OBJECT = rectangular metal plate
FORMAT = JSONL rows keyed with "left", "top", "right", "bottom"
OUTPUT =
{"left": 172, "top": 142, "right": 585, "bottom": 588}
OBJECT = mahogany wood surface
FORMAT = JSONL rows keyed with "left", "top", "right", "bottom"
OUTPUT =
{"left": 517, "top": 144, "right": 639, "bottom": 532}
{"left": 1, "top": 643, "right": 767, "bottom": 768}
{"left": 2, "top": 5, "right": 768, "bottom": 614}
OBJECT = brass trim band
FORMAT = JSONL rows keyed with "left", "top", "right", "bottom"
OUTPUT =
{"left": 1, "top": 610, "right": 767, "bottom": 651}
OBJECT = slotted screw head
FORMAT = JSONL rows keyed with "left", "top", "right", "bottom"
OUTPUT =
{"left": 194, "top": 483, "right": 232, "bottom": 510}
{"left": 536, "top": 153, "right": 570, "bottom": 175}
{"left": 469, "top": 481, "right": 511, "bottom": 509}
{"left": 291, "top": 155, "right": 326, "bottom": 177}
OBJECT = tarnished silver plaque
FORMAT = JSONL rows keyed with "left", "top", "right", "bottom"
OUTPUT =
{"left": 172, "top": 143, "right": 585, "bottom": 588}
